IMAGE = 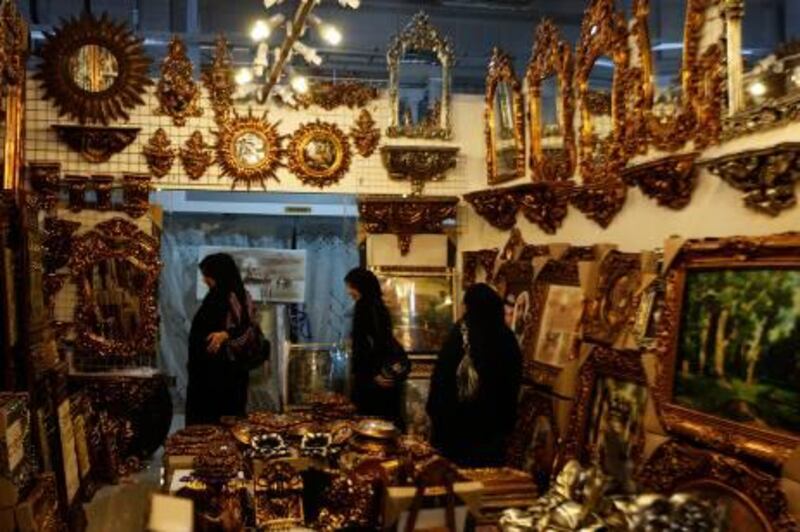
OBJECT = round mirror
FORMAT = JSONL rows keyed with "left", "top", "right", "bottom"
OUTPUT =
{"left": 69, "top": 44, "right": 119, "bottom": 92}
{"left": 85, "top": 257, "right": 146, "bottom": 343}
{"left": 303, "top": 137, "right": 337, "bottom": 172}
{"left": 234, "top": 132, "right": 268, "bottom": 168}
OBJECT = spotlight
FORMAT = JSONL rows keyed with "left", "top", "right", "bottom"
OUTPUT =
{"left": 320, "top": 23, "right": 342, "bottom": 46}
{"left": 235, "top": 68, "right": 253, "bottom": 86}
{"left": 250, "top": 20, "right": 271, "bottom": 42}
{"left": 748, "top": 80, "right": 767, "bottom": 97}
{"left": 291, "top": 74, "right": 309, "bottom": 94}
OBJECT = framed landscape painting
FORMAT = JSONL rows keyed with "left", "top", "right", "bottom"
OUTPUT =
{"left": 653, "top": 234, "right": 800, "bottom": 465}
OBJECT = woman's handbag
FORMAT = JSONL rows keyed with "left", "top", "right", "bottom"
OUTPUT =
{"left": 227, "top": 322, "right": 271, "bottom": 371}
{"left": 380, "top": 337, "right": 411, "bottom": 382}
{"left": 456, "top": 322, "right": 479, "bottom": 402}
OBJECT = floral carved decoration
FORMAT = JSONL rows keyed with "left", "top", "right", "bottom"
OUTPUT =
{"left": 350, "top": 110, "right": 380, "bottom": 158}
{"left": 464, "top": 182, "right": 573, "bottom": 234}
{"left": 380, "top": 145, "right": 459, "bottom": 195}
{"left": 201, "top": 35, "right": 235, "bottom": 124}
{"left": 703, "top": 142, "right": 800, "bottom": 216}
{"left": 142, "top": 128, "right": 175, "bottom": 178}
{"left": 621, "top": 152, "right": 699, "bottom": 210}
{"left": 155, "top": 36, "right": 203, "bottom": 126}
{"left": 52, "top": 125, "right": 140, "bottom": 163}
{"left": 357, "top": 195, "right": 458, "bottom": 256}
{"left": 180, "top": 131, "right": 213, "bottom": 180}
{"left": 290, "top": 80, "right": 379, "bottom": 110}
{"left": 214, "top": 109, "right": 286, "bottom": 190}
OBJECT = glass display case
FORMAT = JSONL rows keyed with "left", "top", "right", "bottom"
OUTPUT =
{"left": 282, "top": 343, "right": 351, "bottom": 409}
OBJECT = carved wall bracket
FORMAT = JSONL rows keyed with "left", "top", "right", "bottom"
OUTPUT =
{"left": 570, "top": 179, "right": 628, "bottom": 228}
{"left": 350, "top": 110, "right": 381, "bottom": 158}
{"left": 357, "top": 195, "right": 458, "bottom": 256}
{"left": 703, "top": 142, "right": 800, "bottom": 216}
{"left": 380, "top": 145, "right": 459, "bottom": 195}
{"left": 155, "top": 36, "right": 203, "bottom": 126}
{"left": 52, "top": 125, "right": 140, "bottom": 163}
{"left": 122, "top": 174, "right": 151, "bottom": 218}
{"left": 180, "top": 131, "right": 213, "bottom": 181}
{"left": 464, "top": 187, "right": 519, "bottom": 231}
{"left": 464, "top": 182, "right": 573, "bottom": 234}
{"left": 723, "top": 93, "right": 800, "bottom": 141}
{"left": 64, "top": 175, "right": 88, "bottom": 212}
{"left": 28, "top": 162, "right": 62, "bottom": 210}
{"left": 142, "top": 128, "right": 176, "bottom": 178}
{"left": 91, "top": 174, "right": 114, "bottom": 211}
{"left": 621, "top": 152, "right": 699, "bottom": 210}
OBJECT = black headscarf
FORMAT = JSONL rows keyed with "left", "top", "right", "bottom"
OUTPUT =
{"left": 199, "top": 253, "right": 248, "bottom": 321}
{"left": 345, "top": 267, "right": 393, "bottom": 344}
{"left": 463, "top": 283, "right": 507, "bottom": 365}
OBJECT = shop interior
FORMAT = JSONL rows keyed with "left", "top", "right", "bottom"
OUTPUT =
{"left": 0, "top": 0, "right": 799, "bottom": 530}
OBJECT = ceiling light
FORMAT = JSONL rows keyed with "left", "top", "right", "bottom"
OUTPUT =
{"left": 291, "top": 74, "right": 309, "bottom": 94}
{"left": 293, "top": 41, "right": 322, "bottom": 66}
{"left": 263, "top": 0, "right": 285, "bottom": 7}
{"left": 235, "top": 68, "right": 253, "bottom": 86}
{"left": 748, "top": 80, "right": 767, "bottom": 97}
{"left": 250, "top": 20, "right": 271, "bottom": 42}
{"left": 338, "top": 0, "right": 360, "bottom": 7}
{"left": 320, "top": 24, "right": 342, "bottom": 46}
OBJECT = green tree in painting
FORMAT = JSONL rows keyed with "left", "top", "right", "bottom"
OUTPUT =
{"left": 677, "top": 269, "right": 800, "bottom": 433}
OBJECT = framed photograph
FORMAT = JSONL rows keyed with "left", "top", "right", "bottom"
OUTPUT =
{"left": 639, "top": 441, "right": 797, "bottom": 531}
{"left": 558, "top": 346, "right": 647, "bottom": 494}
{"left": 526, "top": 247, "right": 594, "bottom": 386}
{"left": 506, "top": 387, "right": 558, "bottom": 494}
{"left": 494, "top": 261, "right": 535, "bottom": 355}
{"left": 372, "top": 267, "right": 457, "bottom": 355}
{"left": 197, "top": 246, "right": 306, "bottom": 303}
{"left": 652, "top": 234, "right": 800, "bottom": 465}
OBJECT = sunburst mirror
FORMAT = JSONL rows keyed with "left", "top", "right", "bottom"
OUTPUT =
{"left": 35, "top": 12, "right": 152, "bottom": 125}
{"left": 288, "top": 121, "right": 352, "bottom": 189}
{"left": 214, "top": 109, "right": 286, "bottom": 190}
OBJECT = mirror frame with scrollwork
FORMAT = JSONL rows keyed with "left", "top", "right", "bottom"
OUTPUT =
{"left": 67, "top": 218, "right": 160, "bottom": 358}
{"left": 34, "top": 11, "right": 152, "bottom": 125}
{"left": 575, "top": 0, "right": 630, "bottom": 183}
{"left": 528, "top": 19, "right": 577, "bottom": 183}
{"left": 386, "top": 11, "right": 454, "bottom": 140}
{"left": 485, "top": 47, "right": 525, "bottom": 185}
{"left": 288, "top": 120, "right": 352, "bottom": 189}
{"left": 628, "top": 0, "right": 721, "bottom": 152}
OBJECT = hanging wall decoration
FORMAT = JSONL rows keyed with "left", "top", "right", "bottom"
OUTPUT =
{"left": 621, "top": 152, "right": 699, "bottom": 210}
{"left": 28, "top": 162, "right": 62, "bottom": 211}
{"left": 142, "top": 128, "right": 176, "bottom": 178}
{"left": 201, "top": 35, "right": 236, "bottom": 125}
{"left": 155, "top": 36, "right": 203, "bottom": 127}
{"left": 290, "top": 81, "right": 379, "bottom": 111}
{"left": 380, "top": 145, "right": 459, "bottom": 195}
{"left": 485, "top": 47, "right": 525, "bottom": 184}
{"left": 180, "top": 131, "right": 213, "bottom": 181}
{"left": 52, "top": 125, "right": 140, "bottom": 163}
{"left": 0, "top": 0, "right": 27, "bottom": 87}
{"left": 289, "top": 121, "right": 351, "bottom": 188}
{"left": 350, "top": 110, "right": 381, "bottom": 158}
{"left": 215, "top": 109, "right": 286, "bottom": 190}
{"left": 122, "top": 174, "right": 151, "bottom": 218}
{"left": 35, "top": 12, "right": 152, "bottom": 125}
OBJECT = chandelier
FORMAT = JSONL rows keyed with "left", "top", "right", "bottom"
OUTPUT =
{"left": 241, "top": 0, "right": 361, "bottom": 104}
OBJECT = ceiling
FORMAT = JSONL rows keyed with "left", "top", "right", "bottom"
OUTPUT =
{"left": 18, "top": 0, "right": 796, "bottom": 92}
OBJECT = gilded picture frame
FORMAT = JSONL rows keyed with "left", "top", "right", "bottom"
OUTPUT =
{"left": 527, "top": 19, "right": 577, "bottom": 183}
{"left": 288, "top": 121, "right": 352, "bottom": 189}
{"left": 652, "top": 234, "right": 800, "bottom": 466}
{"left": 485, "top": 47, "right": 525, "bottom": 185}
{"left": 525, "top": 247, "right": 594, "bottom": 386}
{"left": 558, "top": 346, "right": 648, "bottom": 494}
{"left": 506, "top": 387, "right": 558, "bottom": 494}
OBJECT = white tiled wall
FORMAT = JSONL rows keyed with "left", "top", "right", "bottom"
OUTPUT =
{"left": 24, "top": 77, "right": 483, "bottom": 197}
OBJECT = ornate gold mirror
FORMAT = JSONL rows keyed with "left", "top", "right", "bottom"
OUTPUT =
{"left": 485, "top": 48, "right": 524, "bottom": 184}
{"left": 387, "top": 12, "right": 454, "bottom": 140}
{"left": 68, "top": 218, "right": 160, "bottom": 358}
{"left": 35, "top": 12, "right": 152, "bottom": 125}
{"left": 528, "top": 20, "right": 576, "bottom": 182}
{"left": 289, "top": 121, "right": 352, "bottom": 188}
{"left": 576, "top": 0, "right": 630, "bottom": 183}
{"left": 627, "top": 0, "right": 720, "bottom": 151}
{"left": 215, "top": 109, "right": 286, "bottom": 190}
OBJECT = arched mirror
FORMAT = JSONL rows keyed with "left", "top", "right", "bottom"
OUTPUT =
{"left": 626, "top": 0, "right": 720, "bottom": 151}
{"left": 485, "top": 48, "right": 525, "bottom": 184}
{"left": 387, "top": 12, "right": 454, "bottom": 140}
{"left": 68, "top": 219, "right": 160, "bottom": 358}
{"left": 576, "top": 0, "right": 630, "bottom": 183}
{"left": 528, "top": 20, "right": 576, "bottom": 182}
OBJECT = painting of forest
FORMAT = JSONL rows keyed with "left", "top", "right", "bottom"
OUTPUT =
{"left": 675, "top": 268, "right": 800, "bottom": 436}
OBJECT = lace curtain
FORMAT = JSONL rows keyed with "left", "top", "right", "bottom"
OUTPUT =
{"left": 158, "top": 213, "right": 358, "bottom": 412}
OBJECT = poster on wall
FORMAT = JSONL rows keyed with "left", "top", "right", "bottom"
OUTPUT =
{"left": 197, "top": 246, "right": 306, "bottom": 303}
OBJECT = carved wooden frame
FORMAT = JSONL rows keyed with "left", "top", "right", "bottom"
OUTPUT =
{"left": 34, "top": 12, "right": 152, "bottom": 125}
{"left": 386, "top": 11, "right": 454, "bottom": 140}
{"left": 652, "top": 234, "right": 800, "bottom": 466}
{"left": 485, "top": 47, "right": 525, "bottom": 184}
{"left": 575, "top": 0, "right": 630, "bottom": 184}
{"left": 462, "top": 249, "right": 499, "bottom": 289}
{"left": 67, "top": 218, "right": 161, "bottom": 358}
{"left": 527, "top": 19, "right": 576, "bottom": 183}
{"left": 288, "top": 121, "right": 352, "bottom": 189}
{"left": 214, "top": 109, "right": 286, "bottom": 190}
{"left": 582, "top": 250, "right": 642, "bottom": 346}
{"left": 628, "top": 0, "right": 721, "bottom": 152}
{"left": 506, "top": 387, "right": 558, "bottom": 490}
{"left": 638, "top": 440, "right": 798, "bottom": 531}
{"left": 525, "top": 247, "right": 594, "bottom": 386}
{"left": 154, "top": 35, "right": 203, "bottom": 127}
{"left": 557, "top": 346, "right": 647, "bottom": 480}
